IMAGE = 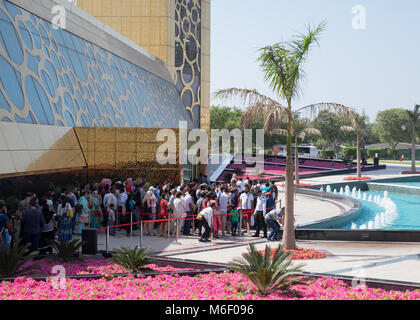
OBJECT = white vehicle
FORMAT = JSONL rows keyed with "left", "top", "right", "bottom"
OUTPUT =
{"left": 272, "top": 144, "right": 319, "bottom": 158}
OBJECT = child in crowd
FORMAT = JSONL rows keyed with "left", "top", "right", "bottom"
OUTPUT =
{"left": 228, "top": 205, "right": 239, "bottom": 237}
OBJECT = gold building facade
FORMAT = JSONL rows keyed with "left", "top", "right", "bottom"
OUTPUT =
{"left": 0, "top": 0, "right": 207, "bottom": 183}
{"left": 77, "top": 0, "right": 211, "bottom": 134}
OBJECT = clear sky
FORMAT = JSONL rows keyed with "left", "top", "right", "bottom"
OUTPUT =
{"left": 210, "top": 0, "right": 420, "bottom": 122}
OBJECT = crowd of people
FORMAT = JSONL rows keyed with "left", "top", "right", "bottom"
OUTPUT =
{"left": 0, "top": 174, "right": 285, "bottom": 253}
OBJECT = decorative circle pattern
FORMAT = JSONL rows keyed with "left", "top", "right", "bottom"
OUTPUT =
{"left": 0, "top": 0, "right": 193, "bottom": 129}
{"left": 174, "top": 0, "right": 201, "bottom": 129}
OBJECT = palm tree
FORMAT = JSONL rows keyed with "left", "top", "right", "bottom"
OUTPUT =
{"left": 229, "top": 243, "right": 304, "bottom": 296}
{"left": 402, "top": 105, "right": 420, "bottom": 173}
{"left": 340, "top": 110, "right": 366, "bottom": 178}
{"left": 214, "top": 22, "right": 353, "bottom": 250}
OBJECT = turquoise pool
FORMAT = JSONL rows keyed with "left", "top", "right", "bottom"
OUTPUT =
{"left": 339, "top": 191, "right": 420, "bottom": 230}
{"left": 380, "top": 181, "right": 420, "bottom": 188}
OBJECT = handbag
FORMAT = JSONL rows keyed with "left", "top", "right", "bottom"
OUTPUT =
{"left": 79, "top": 214, "right": 89, "bottom": 224}
{"left": 65, "top": 203, "right": 74, "bottom": 218}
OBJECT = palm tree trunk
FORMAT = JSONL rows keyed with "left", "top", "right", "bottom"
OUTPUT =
{"left": 357, "top": 131, "right": 361, "bottom": 178}
{"left": 412, "top": 129, "right": 417, "bottom": 173}
{"left": 282, "top": 111, "right": 296, "bottom": 250}
{"left": 295, "top": 135, "right": 300, "bottom": 185}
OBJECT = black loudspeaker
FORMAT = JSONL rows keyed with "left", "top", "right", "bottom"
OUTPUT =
{"left": 374, "top": 157, "right": 379, "bottom": 166}
{"left": 82, "top": 228, "right": 97, "bottom": 255}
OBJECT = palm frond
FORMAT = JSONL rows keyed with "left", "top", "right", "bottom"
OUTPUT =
{"left": 213, "top": 88, "right": 281, "bottom": 107}
{"left": 341, "top": 126, "right": 355, "bottom": 133}
{"left": 299, "top": 127, "right": 321, "bottom": 141}
{"left": 240, "top": 101, "right": 289, "bottom": 133}
{"left": 296, "top": 102, "right": 355, "bottom": 121}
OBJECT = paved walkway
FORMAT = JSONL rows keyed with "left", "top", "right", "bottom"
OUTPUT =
{"left": 300, "top": 164, "right": 417, "bottom": 186}
{"left": 164, "top": 240, "right": 420, "bottom": 285}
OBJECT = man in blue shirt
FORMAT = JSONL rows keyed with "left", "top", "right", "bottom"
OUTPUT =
{"left": 0, "top": 200, "right": 13, "bottom": 249}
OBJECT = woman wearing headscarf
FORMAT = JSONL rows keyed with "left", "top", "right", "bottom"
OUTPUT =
{"left": 57, "top": 195, "right": 73, "bottom": 242}
{"left": 90, "top": 190, "right": 102, "bottom": 229}
{"left": 39, "top": 198, "right": 55, "bottom": 255}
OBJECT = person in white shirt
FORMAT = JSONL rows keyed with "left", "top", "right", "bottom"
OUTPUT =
{"left": 118, "top": 190, "right": 128, "bottom": 213}
{"left": 173, "top": 191, "right": 186, "bottom": 236}
{"left": 238, "top": 187, "right": 254, "bottom": 235}
{"left": 253, "top": 190, "right": 267, "bottom": 238}
{"left": 218, "top": 188, "right": 230, "bottom": 236}
{"left": 103, "top": 188, "right": 117, "bottom": 227}
{"left": 197, "top": 203, "right": 216, "bottom": 243}
{"left": 183, "top": 190, "right": 194, "bottom": 235}
{"left": 237, "top": 178, "right": 245, "bottom": 193}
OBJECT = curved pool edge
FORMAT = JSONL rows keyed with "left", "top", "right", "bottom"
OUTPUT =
{"left": 295, "top": 188, "right": 362, "bottom": 229}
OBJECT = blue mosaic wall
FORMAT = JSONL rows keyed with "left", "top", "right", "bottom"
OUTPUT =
{"left": 0, "top": 0, "right": 193, "bottom": 129}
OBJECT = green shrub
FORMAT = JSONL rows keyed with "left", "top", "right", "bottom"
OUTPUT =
{"left": 111, "top": 246, "right": 154, "bottom": 273}
{"left": 51, "top": 239, "right": 84, "bottom": 262}
{"left": 320, "top": 150, "right": 334, "bottom": 159}
{"left": 0, "top": 241, "right": 40, "bottom": 278}
{"left": 387, "top": 148, "right": 399, "bottom": 160}
{"left": 228, "top": 243, "right": 304, "bottom": 296}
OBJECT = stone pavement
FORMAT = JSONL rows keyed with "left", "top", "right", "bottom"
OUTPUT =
{"left": 164, "top": 239, "right": 420, "bottom": 285}
{"left": 299, "top": 163, "right": 416, "bottom": 186}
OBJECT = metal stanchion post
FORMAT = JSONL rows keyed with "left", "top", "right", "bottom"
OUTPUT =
{"left": 175, "top": 218, "right": 181, "bottom": 245}
{"left": 140, "top": 221, "right": 143, "bottom": 247}
{"left": 239, "top": 210, "right": 243, "bottom": 237}
{"left": 168, "top": 218, "right": 170, "bottom": 238}
{"left": 130, "top": 212, "right": 133, "bottom": 237}
{"left": 106, "top": 226, "right": 110, "bottom": 253}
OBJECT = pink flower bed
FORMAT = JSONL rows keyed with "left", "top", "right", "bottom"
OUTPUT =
{"left": 21, "top": 258, "right": 193, "bottom": 277}
{"left": 1, "top": 272, "right": 420, "bottom": 300}
{"left": 260, "top": 247, "right": 327, "bottom": 260}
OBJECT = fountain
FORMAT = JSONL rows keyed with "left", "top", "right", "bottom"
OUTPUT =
{"left": 354, "top": 190, "right": 400, "bottom": 230}
{"left": 334, "top": 189, "right": 337, "bottom": 194}
{"left": 340, "top": 187, "right": 344, "bottom": 195}
{"left": 345, "top": 186, "right": 351, "bottom": 197}
{"left": 357, "top": 189, "right": 362, "bottom": 200}
{"left": 326, "top": 185, "right": 332, "bottom": 193}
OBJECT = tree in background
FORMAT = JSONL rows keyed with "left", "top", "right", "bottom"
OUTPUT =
{"left": 402, "top": 105, "right": 420, "bottom": 173}
{"left": 373, "top": 108, "right": 410, "bottom": 149}
{"left": 340, "top": 110, "right": 369, "bottom": 178}
{"left": 272, "top": 117, "right": 320, "bottom": 185}
{"left": 210, "top": 106, "right": 242, "bottom": 131}
{"left": 215, "top": 22, "right": 353, "bottom": 250}
{"left": 312, "top": 111, "right": 344, "bottom": 154}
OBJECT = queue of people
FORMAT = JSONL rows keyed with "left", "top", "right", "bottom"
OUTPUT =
{"left": 0, "top": 175, "right": 284, "bottom": 253}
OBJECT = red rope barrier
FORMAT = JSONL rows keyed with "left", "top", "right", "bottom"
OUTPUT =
{"left": 95, "top": 203, "right": 279, "bottom": 233}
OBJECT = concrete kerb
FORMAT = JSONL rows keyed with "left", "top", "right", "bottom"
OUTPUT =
{"left": 296, "top": 188, "right": 362, "bottom": 229}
